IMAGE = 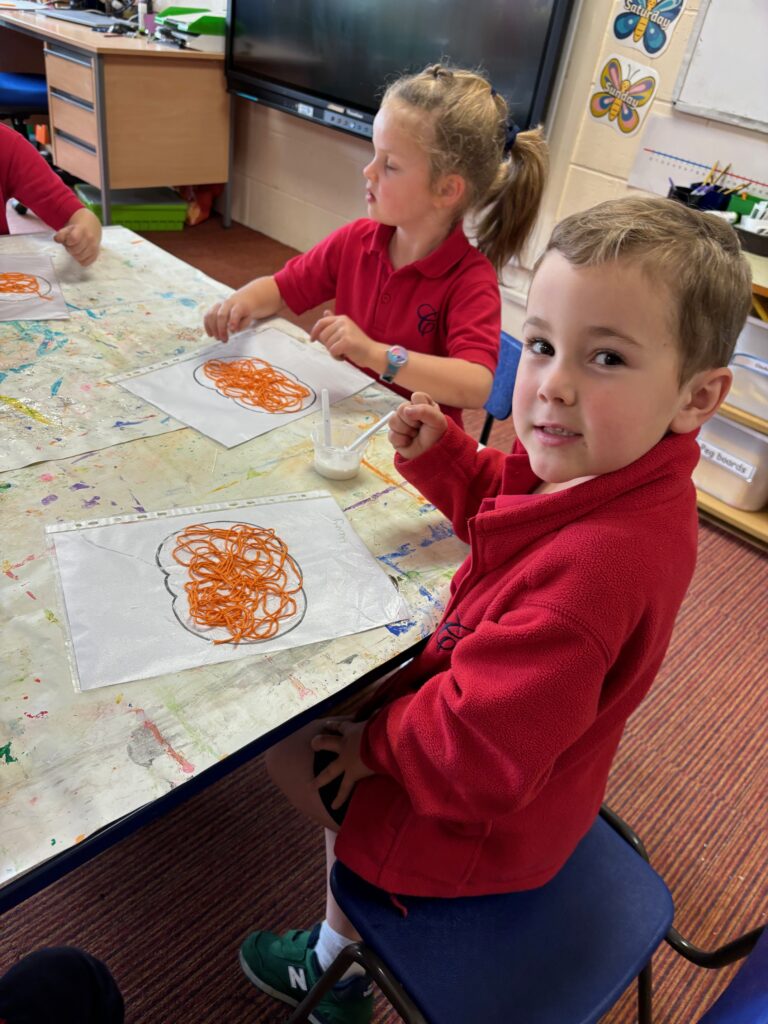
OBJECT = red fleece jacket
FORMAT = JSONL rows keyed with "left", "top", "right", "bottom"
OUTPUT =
{"left": 334, "top": 423, "right": 701, "bottom": 897}
{"left": 0, "top": 123, "right": 82, "bottom": 235}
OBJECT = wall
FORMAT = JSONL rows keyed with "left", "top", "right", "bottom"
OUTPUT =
{"left": 230, "top": 0, "right": 764, "bottom": 335}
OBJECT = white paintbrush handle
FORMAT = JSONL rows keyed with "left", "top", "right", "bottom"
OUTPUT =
{"left": 345, "top": 410, "right": 396, "bottom": 452}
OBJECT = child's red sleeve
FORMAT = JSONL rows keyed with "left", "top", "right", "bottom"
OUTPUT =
{"left": 7, "top": 132, "right": 83, "bottom": 232}
{"left": 395, "top": 420, "right": 507, "bottom": 541}
{"left": 360, "top": 605, "right": 611, "bottom": 823}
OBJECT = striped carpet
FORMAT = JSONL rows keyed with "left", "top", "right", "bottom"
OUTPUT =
{"left": 1, "top": 520, "right": 765, "bottom": 1023}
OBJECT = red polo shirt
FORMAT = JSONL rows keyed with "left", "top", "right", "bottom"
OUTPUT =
{"left": 0, "top": 123, "right": 82, "bottom": 236}
{"left": 274, "top": 219, "right": 500, "bottom": 423}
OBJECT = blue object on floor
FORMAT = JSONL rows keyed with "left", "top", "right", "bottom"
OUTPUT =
{"left": 698, "top": 925, "right": 768, "bottom": 1024}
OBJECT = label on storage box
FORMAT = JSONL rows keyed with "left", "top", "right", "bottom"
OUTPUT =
{"left": 732, "top": 353, "right": 768, "bottom": 378}
{"left": 697, "top": 439, "right": 756, "bottom": 482}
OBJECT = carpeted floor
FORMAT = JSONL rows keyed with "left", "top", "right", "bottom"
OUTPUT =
{"left": 2, "top": 214, "right": 766, "bottom": 1023}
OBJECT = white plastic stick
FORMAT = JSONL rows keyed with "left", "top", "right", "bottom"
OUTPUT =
{"left": 321, "top": 388, "right": 332, "bottom": 446}
{"left": 345, "top": 410, "right": 396, "bottom": 452}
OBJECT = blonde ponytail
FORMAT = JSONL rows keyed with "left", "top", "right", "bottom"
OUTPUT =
{"left": 475, "top": 127, "right": 549, "bottom": 274}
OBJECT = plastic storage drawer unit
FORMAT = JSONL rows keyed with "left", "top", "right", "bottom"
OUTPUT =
{"left": 694, "top": 414, "right": 768, "bottom": 512}
{"left": 728, "top": 317, "right": 768, "bottom": 420}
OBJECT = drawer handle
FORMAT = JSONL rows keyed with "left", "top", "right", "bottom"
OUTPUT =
{"left": 45, "top": 45, "right": 93, "bottom": 68}
{"left": 50, "top": 88, "right": 94, "bottom": 113}
{"left": 54, "top": 129, "right": 97, "bottom": 155}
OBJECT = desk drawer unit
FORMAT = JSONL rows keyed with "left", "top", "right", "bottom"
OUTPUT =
{"left": 44, "top": 44, "right": 102, "bottom": 188}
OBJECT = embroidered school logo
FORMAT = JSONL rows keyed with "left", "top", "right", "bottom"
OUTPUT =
{"left": 436, "top": 614, "right": 475, "bottom": 651}
{"left": 613, "top": 0, "right": 685, "bottom": 58}
{"left": 589, "top": 56, "right": 657, "bottom": 135}
{"left": 416, "top": 303, "right": 438, "bottom": 336}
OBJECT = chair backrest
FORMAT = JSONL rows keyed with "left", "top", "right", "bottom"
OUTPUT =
{"left": 480, "top": 331, "right": 523, "bottom": 446}
{"left": 697, "top": 925, "right": 768, "bottom": 1024}
{"left": 0, "top": 73, "right": 49, "bottom": 117}
{"left": 331, "top": 813, "right": 673, "bottom": 1024}
{"left": 485, "top": 330, "right": 523, "bottom": 421}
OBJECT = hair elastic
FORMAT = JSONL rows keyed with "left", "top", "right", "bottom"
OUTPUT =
{"left": 504, "top": 121, "right": 520, "bottom": 155}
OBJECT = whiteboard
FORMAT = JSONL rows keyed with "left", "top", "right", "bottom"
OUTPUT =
{"left": 673, "top": 0, "right": 768, "bottom": 134}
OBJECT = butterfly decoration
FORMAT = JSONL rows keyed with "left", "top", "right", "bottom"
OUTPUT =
{"left": 589, "top": 57, "right": 657, "bottom": 135}
{"left": 613, "top": 0, "right": 685, "bottom": 57}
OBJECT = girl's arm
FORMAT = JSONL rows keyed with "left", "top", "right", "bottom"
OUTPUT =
{"left": 311, "top": 311, "right": 494, "bottom": 409}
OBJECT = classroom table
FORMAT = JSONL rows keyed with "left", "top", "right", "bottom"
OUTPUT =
{"left": 0, "top": 228, "right": 467, "bottom": 912}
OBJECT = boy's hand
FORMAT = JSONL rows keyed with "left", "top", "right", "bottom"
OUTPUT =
{"left": 389, "top": 392, "right": 447, "bottom": 460}
{"left": 204, "top": 293, "right": 255, "bottom": 342}
{"left": 311, "top": 310, "right": 373, "bottom": 366}
{"left": 53, "top": 210, "right": 101, "bottom": 267}
{"left": 310, "top": 720, "right": 374, "bottom": 809}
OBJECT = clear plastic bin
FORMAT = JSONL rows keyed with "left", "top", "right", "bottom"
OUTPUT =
{"left": 728, "top": 317, "right": 768, "bottom": 420}
{"left": 694, "top": 414, "right": 768, "bottom": 512}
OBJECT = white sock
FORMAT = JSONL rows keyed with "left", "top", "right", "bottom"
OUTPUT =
{"left": 314, "top": 919, "right": 365, "bottom": 977}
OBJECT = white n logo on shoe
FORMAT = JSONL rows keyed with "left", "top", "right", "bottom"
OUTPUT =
{"left": 288, "top": 966, "right": 308, "bottom": 992}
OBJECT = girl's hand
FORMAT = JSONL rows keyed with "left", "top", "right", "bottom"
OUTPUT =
{"left": 310, "top": 720, "right": 374, "bottom": 809}
{"left": 389, "top": 392, "right": 447, "bottom": 460}
{"left": 204, "top": 293, "right": 256, "bottom": 342}
{"left": 203, "top": 277, "right": 282, "bottom": 342}
{"left": 311, "top": 310, "right": 374, "bottom": 366}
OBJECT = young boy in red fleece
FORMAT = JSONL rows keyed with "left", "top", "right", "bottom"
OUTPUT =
{"left": 0, "top": 123, "right": 101, "bottom": 266}
{"left": 238, "top": 196, "right": 753, "bottom": 1024}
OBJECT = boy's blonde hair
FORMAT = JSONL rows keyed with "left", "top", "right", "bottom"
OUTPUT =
{"left": 541, "top": 197, "right": 753, "bottom": 382}
{"left": 382, "top": 63, "right": 548, "bottom": 275}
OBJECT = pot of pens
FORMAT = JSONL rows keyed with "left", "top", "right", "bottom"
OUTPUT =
{"left": 667, "top": 161, "right": 743, "bottom": 215}
{"left": 312, "top": 389, "right": 395, "bottom": 481}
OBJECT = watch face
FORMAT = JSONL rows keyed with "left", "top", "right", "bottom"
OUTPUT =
{"left": 389, "top": 345, "right": 408, "bottom": 367}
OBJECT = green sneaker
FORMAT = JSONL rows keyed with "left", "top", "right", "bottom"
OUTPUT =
{"left": 239, "top": 924, "right": 373, "bottom": 1024}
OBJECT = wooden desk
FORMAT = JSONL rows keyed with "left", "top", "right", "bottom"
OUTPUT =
{"left": 0, "top": 10, "right": 231, "bottom": 225}
{"left": 0, "top": 229, "right": 465, "bottom": 910}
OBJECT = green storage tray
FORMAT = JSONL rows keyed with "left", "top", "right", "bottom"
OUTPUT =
{"left": 75, "top": 185, "right": 188, "bottom": 231}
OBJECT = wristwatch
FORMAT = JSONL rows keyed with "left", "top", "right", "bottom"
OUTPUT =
{"left": 380, "top": 344, "right": 409, "bottom": 384}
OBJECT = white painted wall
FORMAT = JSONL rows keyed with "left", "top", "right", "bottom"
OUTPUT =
{"left": 230, "top": 0, "right": 763, "bottom": 336}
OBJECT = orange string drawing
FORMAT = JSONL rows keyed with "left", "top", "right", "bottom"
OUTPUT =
{"left": 202, "top": 357, "right": 311, "bottom": 413}
{"left": 172, "top": 522, "right": 304, "bottom": 644}
{"left": 0, "top": 272, "right": 50, "bottom": 300}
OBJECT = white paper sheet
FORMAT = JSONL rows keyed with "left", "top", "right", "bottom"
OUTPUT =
{"left": 48, "top": 492, "right": 411, "bottom": 691}
{"left": 114, "top": 327, "right": 373, "bottom": 447}
{"left": 0, "top": 254, "right": 68, "bottom": 321}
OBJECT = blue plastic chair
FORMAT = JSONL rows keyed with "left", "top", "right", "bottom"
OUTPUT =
{"left": 0, "top": 71, "right": 49, "bottom": 217}
{"left": 0, "top": 72, "right": 48, "bottom": 136}
{"left": 287, "top": 808, "right": 674, "bottom": 1024}
{"left": 286, "top": 806, "right": 765, "bottom": 1024}
{"left": 479, "top": 330, "right": 523, "bottom": 446}
{"left": 697, "top": 925, "right": 768, "bottom": 1024}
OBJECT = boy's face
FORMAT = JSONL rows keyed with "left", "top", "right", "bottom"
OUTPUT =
{"left": 514, "top": 251, "right": 694, "bottom": 489}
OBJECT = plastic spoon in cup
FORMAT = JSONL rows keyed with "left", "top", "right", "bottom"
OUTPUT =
{"left": 345, "top": 410, "right": 396, "bottom": 453}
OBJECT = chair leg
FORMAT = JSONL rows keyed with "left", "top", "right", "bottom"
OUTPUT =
{"left": 286, "top": 942, "right": 429, "bottom": 1024}
{"left": 637, "top": 962, "right": 653, "bottom": 1024}
{"left": 479, "top": 412, "right": 494, "bottom": 446}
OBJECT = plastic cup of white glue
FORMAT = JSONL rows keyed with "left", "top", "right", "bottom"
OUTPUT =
{"left": 311, "top": 425, "right": 368, "bottom": 480}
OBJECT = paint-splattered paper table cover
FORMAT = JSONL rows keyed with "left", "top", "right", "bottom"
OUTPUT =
{"left": 0, "top": 226, "right": 289, "bottom": 472}
{"left": 0, "top": 371, "right": 467, "bottom": 900}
